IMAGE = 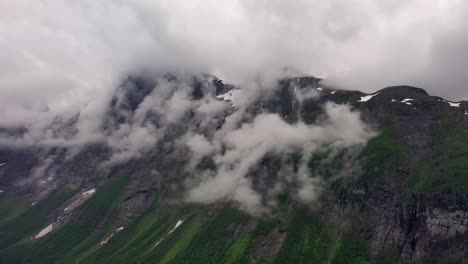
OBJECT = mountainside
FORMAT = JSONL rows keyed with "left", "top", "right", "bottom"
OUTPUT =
{"left": 0, "top": 73, "right": 467, "bottom": 264}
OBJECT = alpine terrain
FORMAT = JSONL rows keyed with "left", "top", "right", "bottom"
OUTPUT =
{"left": 0, "top": 73, "right": 467, "bottom": 264}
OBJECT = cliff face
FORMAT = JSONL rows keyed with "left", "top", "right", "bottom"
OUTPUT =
{"left": 0, "top": 74, "right": 466, "bottom": 264}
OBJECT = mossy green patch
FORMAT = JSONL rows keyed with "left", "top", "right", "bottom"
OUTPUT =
{"left": 0, "top": 177, "right": 127, "bottom": 264}
{"left": 274, "top": 208, "right": 336, "bottom": 264}
{"left": 0, "top": 188, "right": 75, "bottom": 250}
{"left": 159, "top": 215, "right": 200, "bottom": 264}
{"left": 407, "top": 121, "right": 468, "bottom": 194}
{"left": 226, "top": 236, "right": 251, "bottom": 264}
{"left": 359, "top": 129, "right": 406, "bottom": 179}
{"left": 169, "top": 207, "right": 249, "bottom": 264}
{"left": 332, "top": 224, "right": 370, "bottom": 264}
{"left": 0, "top": 192, "right": 29, "bottom": 225}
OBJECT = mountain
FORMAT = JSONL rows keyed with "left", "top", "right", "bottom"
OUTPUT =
{"left": 0, "top": 73, "right": 466, "bottom": 264}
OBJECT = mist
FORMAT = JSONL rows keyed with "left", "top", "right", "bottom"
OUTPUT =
{"left": 1, "top": 0, "right": 466, "bottom": 214}
{"left": 1, "top": 0, "right": 468, "bottom": 134}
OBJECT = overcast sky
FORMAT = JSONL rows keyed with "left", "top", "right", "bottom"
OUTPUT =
{"left": 1, "top": 0, "right": 467, "bottom": 124}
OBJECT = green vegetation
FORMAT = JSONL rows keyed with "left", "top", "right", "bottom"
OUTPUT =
{"left": 274, "top": 208, "right": 336, "bottom": 264}
{"left": 375, "top": 250, "right": 399, "bottom": 264}
{"left": 159, "top": 216, "right": 200, "bottom": 264}
{"left": 307, "top": 149, "right": 346, "bottom": 179}
{"left": 0, "top": 188, "right": 75, "bottom": 249}
{"left": 332, "top": 229, "right": 370, "bottom": 264}
{"left": 170, "top": 207, "right": 249, "bottom": 264}
{"left": 0, "top": 192, "right": 29, "bottom": 225}
{"left": 0, "top": 177, "right": 127, "bottom": 263}
{"left": 83, "top": 205, "right": 252, "bottom": 264}
{"left": 82, "top": 211, "right": 177, "bottom": 264}
{"left": 226, "top": 236, "right": 251, "bottom": 264}
{"left": 0, "top": 191, "right": 380, "bottom": 264}
{"left": 359, "top": 129, "right": 406, "bottom": 179}
{"left": 407, "top": 121, "right": 468, "bottom": 194}
{"left": 254, "top": 218, "right": 278, "bottom": 236}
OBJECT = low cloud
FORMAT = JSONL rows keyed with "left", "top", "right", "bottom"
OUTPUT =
{"left": 186, "top": 102, "right": 374, "bottom": 215}
{"left": 0, "top": 67, "right": 375, "bottom": 215}
{"left": 0, "top": 0, "right": 467, "bottom": 138}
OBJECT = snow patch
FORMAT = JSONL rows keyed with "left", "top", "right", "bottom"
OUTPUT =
{"left": 401, "top": 98, "right": 414, "bottom": 103}
{"left": 445, "top": 101, "right": 460, "bottom": 107}
{"left": 0, "top": 190, "right": 3, "bottom": 193}
{"left": 152, "top": 220, "right": 184, "bottom": 249}
{"left": 316, "top": 87, "right": 323, "bottom": 91}
{"left": 35, "top": 224, "right": 53, "bottom": 239}
{"left": 394, "top": 98, "right": 414, "bottom": 105}
{"left": 173, "top": 220, "right": 183, "bottom": 229}
{"left": 216, "top": 90, "right": 240, "bottom": 103}
{"left": 82, "top": 188, "right": 96, "bottom": 196}
{"left": 100, "top": 226, "right": 125, "bottom": 246}
{"left": 331, "top": 91, "right": 336, "bottom": 95}
{"left": 357, "top": 92, "right": 379, "bottom": 102}
{"left": 0, "top": 163, "right": 6, "bottom": 167}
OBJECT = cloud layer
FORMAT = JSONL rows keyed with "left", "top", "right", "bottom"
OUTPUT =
{"left": 1, "top": 0, "right": 467, "bottom": 131}
{"left": 186, "top": 103, "right": 374, "bottom": 214}
{"left": 1, "top": 1, "right": 466, "bottom": 213}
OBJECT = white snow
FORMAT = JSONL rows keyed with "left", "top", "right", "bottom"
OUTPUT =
{"left": 100, "top": 234, "right": 114, "bottom": 246}
{"left": 401, "top": 98, "right": 414, "bottom": 102}
{"left": 152, "top": 220, "right": 184, "bottom": 249}
{"left": 395, "top": 98, "right": 414, "bottom": 105}
{"left": 331, "top": 91, "right": 336, "bottom": 94}
{"left": 391, "top": 99, "right": 396, "bottom": 102}
{"left": 0, "top": 190, "right": 3, "bottom": 193}
{"left": 316, "top": 87, "right": 323, "bottom": 91}
{"left": 357, "top": 92, "right": 379, "bottom": 102}
{"left": 0, "top": 163, "right": 6, "bottom": 167}
{"left": 216, "top": 90, "right": 239, "bottom": 102}
{"left": 31, "top": 202, "right": 37, "bottom": 206}
{"left": 100, "top": 227, "right": 125, "bottom": 246}
{"left": 82, "top": 188, "right": 96, "bottom": 196}
{"left": 446, "top": 101, "right": 460, "bottom": 107}
{"left": 35, "top": 224, "right": 53, "bottom": 239}
{"left": 173, "top": 220, "right": 183, "bottom": 229}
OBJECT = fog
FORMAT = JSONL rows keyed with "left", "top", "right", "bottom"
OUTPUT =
{"left": 1, "top": 1, "right": 467, "bottom": 132}
{"left": 1, "top": 0, "right": 467, "bottom": 214}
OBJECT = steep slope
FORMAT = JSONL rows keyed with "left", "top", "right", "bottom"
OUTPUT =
{"left": 0, "top": 74, "right": 466, "bottom": 264}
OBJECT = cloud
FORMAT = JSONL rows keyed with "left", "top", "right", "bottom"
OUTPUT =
{"left": 0, "top": 0, "right": 467, "bottom": 133}
{"left": 186, "top": 102, "right": 374, "bottom": 215}
{"left": 1, "top": 0, "right": 466, "bottom": 212}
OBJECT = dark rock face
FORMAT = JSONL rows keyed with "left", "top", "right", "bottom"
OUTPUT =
{"left": 0, "top": 74, "right": 467, "bottom": 263}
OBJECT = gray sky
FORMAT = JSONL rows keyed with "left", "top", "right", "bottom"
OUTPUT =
{"left": 0, "top": 0, "right": 467, "bottom": 127}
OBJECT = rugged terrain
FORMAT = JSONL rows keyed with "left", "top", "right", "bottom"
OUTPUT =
{"left": 0, "top": 73, "right": 466, "bottom": 264}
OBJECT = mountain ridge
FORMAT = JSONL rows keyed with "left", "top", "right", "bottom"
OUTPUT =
{"left": 0, "top": 73, "right": 467, "bottom": 264}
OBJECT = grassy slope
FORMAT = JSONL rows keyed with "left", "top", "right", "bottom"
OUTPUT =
{"left": 359, "top": 129, "right": 406, "bottom": 180}
{"left": 0, "top": 177, "right": 127, "bottom": 264}
{"left": 168, "top": 207, "right": 249, "bottom": 264}
{"left": 0, "top": 188, "right": 75, "bottom": 250}
{"left": 0, "top": 191, "right": 380, "bottom": 264}
{"left": 407, "top": 119, "right": 468, "bottom": 194}
{"left": 0, "top": 192, "right": 29, "bottom": 225}
{"left": 273, "top": 208, "right": 336, "bottom": 264}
